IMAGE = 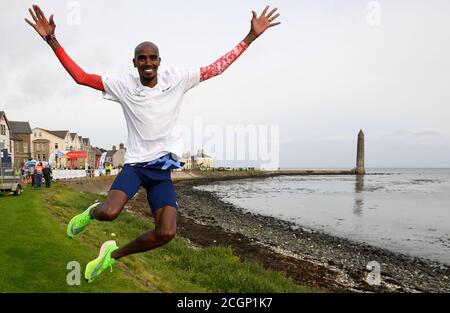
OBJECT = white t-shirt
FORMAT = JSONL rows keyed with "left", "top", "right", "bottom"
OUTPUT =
{"left": 102, "top": 67, "right": 200, "bottom": 164}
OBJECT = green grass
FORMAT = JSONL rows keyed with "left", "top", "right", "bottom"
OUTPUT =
{"left": 0, "top": 183, "right": 315, "bottom": 293}
{"left": 0, "top": 187, "right": 149, "bottom": 292}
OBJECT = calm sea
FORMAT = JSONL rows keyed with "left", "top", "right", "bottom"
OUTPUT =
{"left": 195, "top": 168, "right": 450, "bottom": 265}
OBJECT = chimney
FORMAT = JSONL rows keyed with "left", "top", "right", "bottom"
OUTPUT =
{"left": 119, "top": 143, "right": 124, "bottom": 150}
{"left": 112, "top": 145, "right": 117, "bottom": 151}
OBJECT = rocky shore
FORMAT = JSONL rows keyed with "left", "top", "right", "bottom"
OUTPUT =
{"left": 173, "top": 177, "right": 450, "bottom": 293}
{"left": 61, "top": 172, "right": 450, "bottom": 292}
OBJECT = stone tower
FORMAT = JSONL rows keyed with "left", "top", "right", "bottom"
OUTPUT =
{"left": 356, "top": 129, "right": 366, "bottom": 175}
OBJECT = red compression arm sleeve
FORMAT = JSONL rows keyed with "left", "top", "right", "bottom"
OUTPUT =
{"left": 54, "top": 47, "right": 105, "bottom": 91}
{"left": 200, "top": 41, "right": 249, "bottom": 82}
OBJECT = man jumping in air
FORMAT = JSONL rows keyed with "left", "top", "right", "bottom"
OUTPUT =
{"left": 26, "top": 4, "right": 281, "bottom": 283}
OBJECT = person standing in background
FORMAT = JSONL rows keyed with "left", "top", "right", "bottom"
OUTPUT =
{"left": 35, "top": 162, "right": 43, "bottom": 188}
{"left": 43, "top": 164, "right": 52, "bottom": 188}
{"left": 29, "top": 165, "right": 35, "bottom": 187}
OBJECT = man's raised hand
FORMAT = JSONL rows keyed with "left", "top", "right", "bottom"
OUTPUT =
{"left": 25, "top": 4, "right": 56, "bottom": 38}
{"left": 250, "top": 6, "right": 281, "bottom": 38}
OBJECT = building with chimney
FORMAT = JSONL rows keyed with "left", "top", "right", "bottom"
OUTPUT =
{"left": 112, "top": 143, "right": 126, "bottom": 168}
{"left": 9, "top": 121, "right": 32, "bottom": 166}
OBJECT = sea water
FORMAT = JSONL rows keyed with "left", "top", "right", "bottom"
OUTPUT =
{"left": 195, "top": 169, "right": 450, "bottom": 265}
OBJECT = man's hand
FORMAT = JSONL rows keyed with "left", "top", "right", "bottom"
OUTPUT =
{"left": 25, "top": 4, "right": 56, "bottom": 38}
{"left": 244, "top": 6, "right": 281, "bottom": 45}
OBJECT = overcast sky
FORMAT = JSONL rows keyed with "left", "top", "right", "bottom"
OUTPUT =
{"left": 1, "top": 0, "right": 449, "bottom": 168}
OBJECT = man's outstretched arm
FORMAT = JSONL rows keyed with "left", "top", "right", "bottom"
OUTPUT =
{"left": 200, "top": 6, "right": 281, "bottom": 82}
{"left": 25, "top": 5, "right": 104, "bottom": 91}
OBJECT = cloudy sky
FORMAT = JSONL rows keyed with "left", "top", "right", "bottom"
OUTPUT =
{"left": 1, "top": 0, "right": 449, "bottom": 168}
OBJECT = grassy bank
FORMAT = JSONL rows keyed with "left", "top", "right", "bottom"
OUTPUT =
{"left": 0, "top": 183, "right": 315, "bottom": 293}
{"left": 0, "top": 186, "right": 148, "bottom": 292}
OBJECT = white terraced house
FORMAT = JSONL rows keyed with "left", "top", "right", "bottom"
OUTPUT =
{"left": 0, "top": 111, "right": 14, "bottom": 165}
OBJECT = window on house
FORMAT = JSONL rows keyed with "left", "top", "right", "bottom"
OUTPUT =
{"left": 1, "top": 125, "right": 5, "bottom": 135}
{"left": 43, "top": 155, "right": 46, "bottom": 161}
{"left": 55, "top": 143, "right": 58, "bottom": 149}
{"left": 34, "top": 132, "right": 37, "bottom": 137}
{"left": 36, "top": 144, "right": 41, "bottom": 152}
{"left": 39, "top": 132, "right": 42, "bottom": 137}
{"left": 23, "top": 143, "right": 29, "bottom": 153}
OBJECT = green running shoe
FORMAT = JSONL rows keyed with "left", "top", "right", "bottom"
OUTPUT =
{"left": 85, "top": 240, "right": 119, "bottom": 283}
{"left": 67, "top": 202, "right": 98, "bottom": 238}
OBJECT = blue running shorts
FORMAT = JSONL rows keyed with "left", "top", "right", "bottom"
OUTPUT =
{"left": 110, "top": 155, "right": 181, "bottom": 214}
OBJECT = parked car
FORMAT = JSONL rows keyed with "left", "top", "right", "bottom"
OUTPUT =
{"left": 0, "top": 167, "right": 23, "bottom": 196}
